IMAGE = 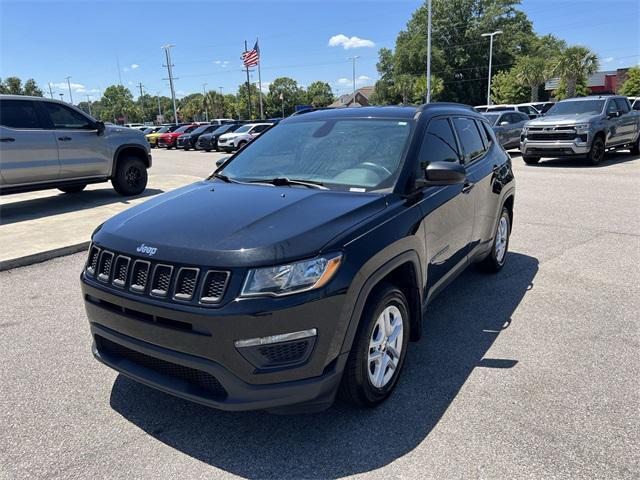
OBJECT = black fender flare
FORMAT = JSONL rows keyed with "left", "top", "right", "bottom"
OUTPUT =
{"left": 111, "top": 144, "right": 150, "bottom": 177}
{"left": 339, "top": 248, "right": 424, "bottom": 356}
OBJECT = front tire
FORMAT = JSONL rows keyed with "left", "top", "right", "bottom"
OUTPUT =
{"left": 339, "top": 283, "right": 410, "bottom": 407}
{"left": 111, "top": 156, "right": 148, "bottom": 196}
{"left": 630, "top": 135, "right": 640, "bottom": 155}
{"left": 478, "top": 207, "right": 511, "bottom": 273}
{"left": 588, "top": 136, "right": 605, "bottom": 165}
{"left": 523, "top": 155, "right": 540, "bottom": 165}
{"left": 58, "top": 184, "right": 86, "bottom": 193}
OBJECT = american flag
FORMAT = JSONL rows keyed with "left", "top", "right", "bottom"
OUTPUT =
{"left": 242, "top": 40, "right": 260, "bottom": 67}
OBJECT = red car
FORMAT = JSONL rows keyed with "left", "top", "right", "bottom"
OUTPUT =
{"left": 157, "top": 124, "right": 198, "bottom": 149}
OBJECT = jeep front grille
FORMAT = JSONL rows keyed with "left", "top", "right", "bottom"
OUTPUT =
{"left": 84, "top": 244, "right": 229, "bottom": 306}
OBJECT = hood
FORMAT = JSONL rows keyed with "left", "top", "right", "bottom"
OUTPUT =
{"left": 528, "top": 113, "right": 601, "bottom": 126}
{"left": 93, "top": 181, "right": 387, "bottom": 267}
{"left": 104, "top": 125, "right": 146, "bottom": 142}
{"left": 220, "top": 132, "right": 242, "bottom": 140}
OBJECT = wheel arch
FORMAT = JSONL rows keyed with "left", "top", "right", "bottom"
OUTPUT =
{"left": 111, "top": 144, "right": 150, "bottom": 177}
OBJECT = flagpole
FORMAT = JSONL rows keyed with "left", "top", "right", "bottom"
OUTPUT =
{"left": 257, "top": 38, "right": 264, "bottom": 119}
{"left": 244, "top": 40, "right": 252, "bottom": 119}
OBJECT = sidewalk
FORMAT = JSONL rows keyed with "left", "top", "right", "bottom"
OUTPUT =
{"left": 0, "top": 174, "right": 200, "bottom": 270}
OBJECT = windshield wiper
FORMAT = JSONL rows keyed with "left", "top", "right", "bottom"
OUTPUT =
{"left": 249, "top": 177, "right": 327, "bottom": 190}
{"left": 211, "top": 172, "right": 236, "bottom": 183}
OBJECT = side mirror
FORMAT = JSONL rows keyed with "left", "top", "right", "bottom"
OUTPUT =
{"left": 95, "top": 121, "right": 105, "bottom": 136}
{"left": 215, "top": 155, "right": 230, "bottom": 169}
{"left": 499, "top": 121, "right": 509, "bottom": 126}
{"left": 607, "top": 111, "right": 620, "bottom": 118}
{"left": 416, "top": 161, "right": 466, "bottom": 188}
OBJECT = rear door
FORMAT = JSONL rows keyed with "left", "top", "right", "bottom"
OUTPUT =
{"left": 613, "top": 98, "right": 636, "bottom": 143}
{"left": 605, "top": 98, "right": 625, "bottom": 145}
{"left": 40, "top": 101, "right": 111, "bottom": 179}
{"left": 418, "top": 117, "right": 474, "bottom": 294}
{"left": 0, "top": 98, "right": 60, "bottom": 185}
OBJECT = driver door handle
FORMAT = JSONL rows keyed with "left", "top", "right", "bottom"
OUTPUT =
{"left": 58, "top": 136, "right": 72, "bottom": 141}
{"left": 0, "top": 137, "right": 15, "bottom": 142}
{"left": 462, "top": 181, "right": 475, "bottom": 194}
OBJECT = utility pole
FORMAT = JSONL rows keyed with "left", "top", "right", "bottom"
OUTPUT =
{"left": 426, "top": 0, "right": 432, "bottom": 103}
{"left": 256, "top": 38, "right": 264, "bottom": 119}
{"left": 244, "top": 40, "right": 252, "bottom": 119}
{"left": 162, "top": 44, "right": 179, "bottom": 125}
{"left": 65, "top": 76, "right": 73, "bottom": 104}
{"left": 202, "top": 83, "right": 209, "bottom": 121}
{"left": 348, "top": 56, "right": 360, "bottom": 104}
{"left": 481, "top": 30, "right": 502, "bottom": 105}
{"left": 86, "top": 95, "right": 92, "bottom": 116}
{"left": 116, "top": 56, "right": 123, "bottom": 86}
{"left": 157, "top": 92, "right": 162, "bottom": 120}
{"left": 48, "top": 83, "right": 54, "bottom": 99}
{"left": 137, "top": 82, "right": 145, "bottom": 123}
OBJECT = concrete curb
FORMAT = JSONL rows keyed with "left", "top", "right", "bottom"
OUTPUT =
{"left": 0, "top": 241, "right": 90, "bottom": 272}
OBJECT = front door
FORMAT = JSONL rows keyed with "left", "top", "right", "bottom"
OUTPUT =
{"left": 0, "top": 98, "right": 60, "bottom": 186}
{"left": 40, "top": 101, "right": 111, "bottom": 179}
{"left": 415, "top": 116, "right": 474, "bottom": 295}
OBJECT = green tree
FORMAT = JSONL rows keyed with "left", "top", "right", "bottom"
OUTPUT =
{"left": 619, "top": 66, "right": 640, "bottom": 96}
{"left": 266, "top": 77, "right": 306, "bottom": 117}
{"left": 237, "top": 83, "right": 263, "bottom": 120}
{"left": 414, "top": 75, "right": 444, "bottom": 102}
{"left": 99, "top": 85, "right": 137, "bottom": 124}
{"left": 514, "top": 56, "right": 548, "bottom": 102}
{"left": 0, "top": 76, "right": 43, "bottom": 96}
{"left": 553, "top": 77, "right": 589, "bottom": 100}
{"left": 306, "top": 81, "right": 334, "bottom": 107}
{"left": 549, "top": 45, "right": 599, "bottom": 99}
{"left": 179, "top": 93, "right": 205, "bottom": 121}
{"left": 491, "top": 69, "right": 529, "bottom": 104}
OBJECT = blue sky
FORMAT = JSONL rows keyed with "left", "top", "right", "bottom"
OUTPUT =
{"left": 1, "top": 0, "right": 638, "bottom": 104}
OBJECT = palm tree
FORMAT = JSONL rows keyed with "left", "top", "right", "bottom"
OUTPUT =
{"left": 515, "top": 56, "right": 548, "bottom": 102}
{"left": 550, "top": 46, "right": 599, "bottom": 98}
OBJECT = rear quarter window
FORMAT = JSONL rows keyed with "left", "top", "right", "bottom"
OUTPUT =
{"left": 452, "top": 117, "right": 486, "bottom": 162}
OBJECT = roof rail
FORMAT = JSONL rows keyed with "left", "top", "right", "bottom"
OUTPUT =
{"left": 289, "top": 106, "right": 346, "bottom": 116}
{"left": 416, "top": 102, "right": 476, "bottom": 112}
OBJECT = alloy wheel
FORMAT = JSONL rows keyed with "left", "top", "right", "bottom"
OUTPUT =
{"left": 367, "top": 305, "right": 404, "bottom": 388}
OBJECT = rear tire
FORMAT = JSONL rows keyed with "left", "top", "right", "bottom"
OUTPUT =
{"left": 339, "top": 283, "right": 410, "bottom": 407}
{"left": 204, "top": 149, "right": 211, "bottom": 153}
{"left": 237, "top": 141, "right": 247, "bottom": 150}
{"left": 587, "top": 136, "right": 605, "bottom": 165}
{"left": 111, "top": 156, "right": 148, "bottom": 196}
{"left": 58, "top": 184, "right": 86, "bottom": 194}
{"left": 523, "top": 156, "right": 540, "bottom": 165}
{"left": 630, "top": 135, "right": 640, "bottom": 155}
{"left": 478, "top": 207, "right": 511, "bottom": 273}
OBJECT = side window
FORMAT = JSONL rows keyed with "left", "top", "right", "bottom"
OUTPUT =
{"left": 476, "top": 120, "right": 491, "bottom": 148}
{"left": 0, "top": 99, "right": 43, "bottom": 129}
{"left": 614, "top": 98, "right": 630, "bottom": 114}
{"left": 452, "top": 117, "right": 485, "bottom": 162}
{"left": 253, "top": 125, "right": 269, "bottom": 133}
{"left": 632, "top": 100, "right": 640, "bottom": 111}
{"left": 606, "top": 100, "right": 619, "bottom": 114}
{"left": 43, "top": 102, "right": 93, "bottom": 129}
{"left": 415, "top": 118, "right": 460, "bottom": 179}
{"left": 520, "top": 112, "right": 530, "bottom": 122}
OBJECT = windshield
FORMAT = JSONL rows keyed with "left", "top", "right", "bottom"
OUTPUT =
{"left": 234, "top": 124, "right": 253, "bottom": 133}
{"left": 481, "top": 113, "right": 501, "bottom": 125}
{"left": 546, "top": 100, "right": 604, "bottom": 116}
{"left": 221, "top": 119, "right": 413, "bottom": 191}
{"left": 174, "top": 125, "right": 193, "bottom": 133}
{"left": 192, "top": 125, "right": 211, "bottom": 135}
{"left": 155, "top": 126, "right": 171, "bottom": 134}
{"left": 212, "top": 124, "right": 234, "bottom": 135}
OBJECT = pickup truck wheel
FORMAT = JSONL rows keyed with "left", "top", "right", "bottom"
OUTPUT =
{"left": 111, "top": 156, "right": 148, "bottom": 196}
{"left": 58, "top": 184, "right": 86, "bottom": 193}
{"left": 339, "top": 283, "right": 410, "bottom": 407}
{"left": 478, "top": 207, "right": 511, "bottom": 273}
{"left": 523, "top": 156, "right": 540, "bottom": 165}
{"left": 588, "top": 137, "right": 605, "bottom": 165}
{"left": 630, "top": 136, "right": 640, "bottom": 155}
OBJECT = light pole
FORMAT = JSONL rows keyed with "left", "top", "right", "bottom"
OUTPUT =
{"left": 348, "top": 56, "right": 360, "bottom": 103}
{"left": 162, "top": 44, "right": 179, "bottom": 125}
{"left": 426, "top": 0, "right": 432, "bottom": 103}
{"left": 65, "top": 76, "right": 73, "bottom": 104}
{"left": 481, "top": 30, "right": 502, "bottom": 105}
{"left": 86, "top": 95, "right": 92, "bottom": 116}
{"left": 202, "top": 83, "right": 209, "bottom": 121}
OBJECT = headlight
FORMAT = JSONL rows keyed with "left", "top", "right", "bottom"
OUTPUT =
{"left": 241, "top": 253, "right": 342, "bottom": 297}
{"left": 574, "top": 124, "right": 590, "bottom": 133}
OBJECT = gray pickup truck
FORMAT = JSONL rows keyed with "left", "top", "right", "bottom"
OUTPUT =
{"left": 0, "top": 95, "right": 151, "bottom": 195}
{"left": 520, "top": 95, "right": 640, "bottom": 165}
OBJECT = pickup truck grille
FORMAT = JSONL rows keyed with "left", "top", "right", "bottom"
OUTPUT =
{"left": 526, "top": 126, "right": 577, "bottom": 141}
{"left": 85, "top": 244, "right": 230, "bottom": 306}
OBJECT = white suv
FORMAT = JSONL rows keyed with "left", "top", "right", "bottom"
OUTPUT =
{"left": 217, "top": 123, "right": 273, "bottom": 152}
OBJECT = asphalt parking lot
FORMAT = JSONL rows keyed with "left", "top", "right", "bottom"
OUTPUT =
{"left": 1, "top": 148, "right": 638, "bottom": 479}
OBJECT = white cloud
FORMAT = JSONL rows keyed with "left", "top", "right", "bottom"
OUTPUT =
{"left": 127, "top": 81, "right": 133, "bottom": 85}
{"left": 336, "top": 75, "right": 371, "bottom": 87}
{"left": 328, "top": 34, "right": 375, "bottom": 50}
{"left": 123, "top": 67, "right": 129, "bottom": 72}
{"left": 51, "top": 82, "right": 86, "bottom": 92}
{"left": 257, "top": 81, "right": 271, "bottom": 93}
{"left": 337, "top": 78, "right": 351, "bottom": 86}
{"left": 130, "top": 63, "right": 139, "bottom": 69}
{"left": 602, "top": 57, "right": 614, "bottom": 63}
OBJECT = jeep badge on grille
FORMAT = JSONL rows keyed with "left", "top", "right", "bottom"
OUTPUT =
{"left": 136, "top": 243, "right": 158, "bottom": 256}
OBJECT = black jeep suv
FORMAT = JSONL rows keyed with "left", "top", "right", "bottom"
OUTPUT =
{"left": 81, "top": 104, "right": 515, "bottom": 413}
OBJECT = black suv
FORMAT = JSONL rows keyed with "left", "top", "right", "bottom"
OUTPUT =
{"left": 196, "top": 122, "right": 245, "bottom": 151}
{"left": 81, "top": 104, "right": 515, "bottom": 413}
{"left": 177, "top": 124, "right": 225, "bottom": 151}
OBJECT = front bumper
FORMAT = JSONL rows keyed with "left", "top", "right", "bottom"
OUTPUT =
{"left": 81, "top": 276, "right": 350, "bottom": 411}
{"left": 520, "top": 139, "right": 590, "bottom": 157}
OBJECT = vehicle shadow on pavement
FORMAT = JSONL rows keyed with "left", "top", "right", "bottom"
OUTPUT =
{"left": 525, "top": 151, "right": 638, "bottom": 168}
{"left": 110, "top": 252, "right": 538, "bottom": 479}
{"left": 0, "top": 188, "right": 163, "bottom": 226}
